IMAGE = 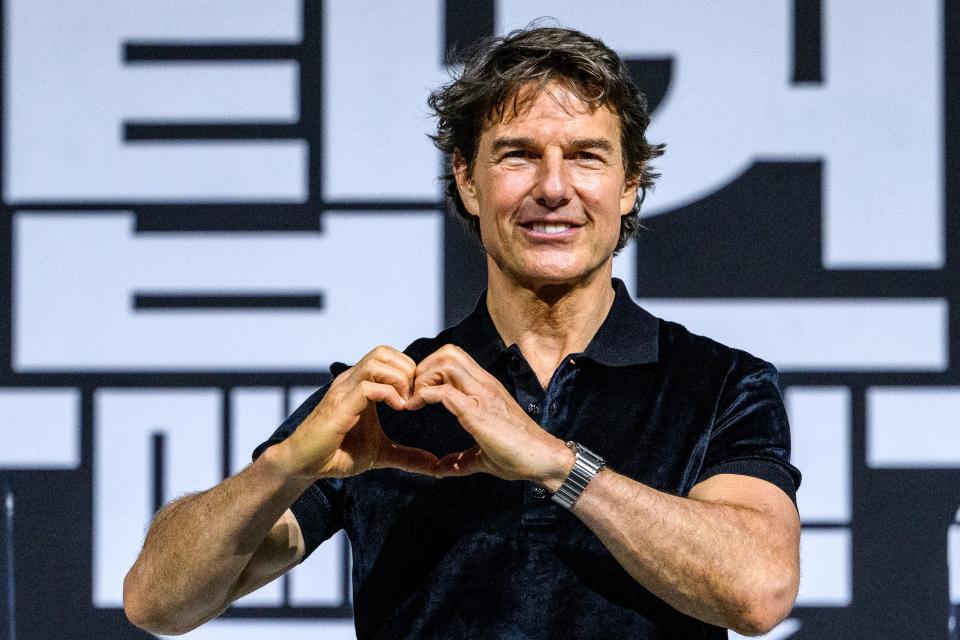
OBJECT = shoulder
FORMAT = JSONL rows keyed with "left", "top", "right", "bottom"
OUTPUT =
{"left": 656, "top": 317, "right": 780, "bottom": 386}
{"left": 658, "top": 316, "right": 777, "bottom": 371}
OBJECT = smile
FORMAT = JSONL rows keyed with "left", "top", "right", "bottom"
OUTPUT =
{"left": 519, "top": 221, "right": 583, "bottom": 241}
{"left": 531, "top": 222, "right": 571, "bottom": 234}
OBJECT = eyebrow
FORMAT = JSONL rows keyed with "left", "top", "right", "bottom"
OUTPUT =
{"left": 568, "top": 138, "right": 616, "bottom": 153}
{"left": 490, "top": 137, "right": 536, "bottom": 153}
{"left": 489, "top": 136, "right": 616, "bottom": 154}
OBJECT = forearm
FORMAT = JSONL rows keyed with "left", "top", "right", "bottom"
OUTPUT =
{"left": 123, "top": 446, "right": 313, "bottom": 634}
{"left": 568, "top": 469, "right": 798, "bottom": 635}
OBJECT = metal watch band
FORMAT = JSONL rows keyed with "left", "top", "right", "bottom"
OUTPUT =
{"left": 550, "top": 441, "right": 606, "bottom": 510}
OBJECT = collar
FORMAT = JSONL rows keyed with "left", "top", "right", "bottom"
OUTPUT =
{"left": 451, "top": 278, "right": 660, "bottom": 369}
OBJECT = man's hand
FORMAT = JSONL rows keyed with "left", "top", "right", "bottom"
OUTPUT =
{"left": 276, "top": 345, "right": 439, "bottom": 480}
{"left": 406, "top": 344, "right": 573, "bottom": 487}
{"left": 276, "top": 342, "right": 570, "bottom": 485}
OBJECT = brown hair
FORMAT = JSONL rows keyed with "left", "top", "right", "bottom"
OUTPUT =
{"left": 428, "top": 26, "right": 665, "bottom": 252}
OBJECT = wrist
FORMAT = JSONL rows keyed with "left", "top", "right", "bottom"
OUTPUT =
{"left": 548, "top": 441, "right": 608, "bottom": 510}
{"left": 538, "top": 438, "right": 576, "bottom": 493}
{"left": 259, "top": 440, "right": 317, "bottom": 487}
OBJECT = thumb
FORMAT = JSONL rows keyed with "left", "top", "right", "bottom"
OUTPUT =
{"left": 434, "top": 445, "right": 484, "bottom": 478}
{"left": 375, "top": 439, "right": 440, "bottom": 477}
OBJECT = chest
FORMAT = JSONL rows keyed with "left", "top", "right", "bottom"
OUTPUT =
{"left": 346, "top": 360, "right": 720, "bottom": 536}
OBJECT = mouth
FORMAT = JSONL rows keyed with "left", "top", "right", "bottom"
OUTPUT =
{"left": 519, "top": 221, "right": 583, "bottom": 240}
{"left": 527, "top": 222, "right": 574, "bottom": 234}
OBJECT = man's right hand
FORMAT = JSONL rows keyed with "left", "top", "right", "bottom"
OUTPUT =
{"left": 125, "top": 344, "right": 437, "bottom": 634}
{"left": 274, "top": 345, "right": 439, "bottom": 480}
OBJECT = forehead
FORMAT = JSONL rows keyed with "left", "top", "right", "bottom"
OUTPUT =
{"left": 480, "top": 81, "right": 621, "bottom": 144}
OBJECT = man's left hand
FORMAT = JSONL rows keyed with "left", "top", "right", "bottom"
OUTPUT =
{"left": 405, "top": 344, "right": 573, "bottom": 487}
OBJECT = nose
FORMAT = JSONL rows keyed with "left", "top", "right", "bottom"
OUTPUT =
{"left": 533, "top": 150, "right": 571, "bottom": 210}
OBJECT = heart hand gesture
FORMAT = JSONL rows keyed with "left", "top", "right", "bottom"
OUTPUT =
{"left": 276, "top": 343, "right": 573, "bottom": 489}
{"left": 406, "top": 344, "right": 574, "bottom": 489}
{"left": 279, "top": 345, "right": 439, "bottom": 480}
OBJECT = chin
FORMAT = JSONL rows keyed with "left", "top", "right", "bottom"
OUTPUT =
{"left": 489, "top": 246, "right": 611, "bottom": 288}
{"left": 515, "top": 263, "right": 593, "bottom": 287}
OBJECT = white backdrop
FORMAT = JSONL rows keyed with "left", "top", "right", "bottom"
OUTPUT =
{"left": 0, "top": 2, "right": 955, "bottom": 639}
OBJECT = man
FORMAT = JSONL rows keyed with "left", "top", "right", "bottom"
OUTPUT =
{"left": 124, "top": 26, "right": 800, "bottom": 638}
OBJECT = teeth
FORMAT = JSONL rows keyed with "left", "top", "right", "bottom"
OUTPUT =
{"left": 531, "top": 223, "right": 571, "bottom": 234}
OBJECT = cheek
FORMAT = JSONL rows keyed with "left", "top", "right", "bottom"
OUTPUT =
{"left": 572, "top": 169, "right": 617, "bottom": 198}
{"left": 582, "top": 183, "right": 622, "bottom": 215}
{"left": 481, "top": 170, "right": 530, "bottom": 213}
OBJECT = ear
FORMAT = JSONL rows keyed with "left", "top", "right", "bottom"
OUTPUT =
{"left": 620, "top": 172, "right": 641, "bottom": 215}
{"left": 452, "top": 150, "right": 481, "bottom": 217}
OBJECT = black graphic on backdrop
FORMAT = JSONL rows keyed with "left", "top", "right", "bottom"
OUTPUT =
{"left": 0, "top": 2, "right": 956, "bottom": 639}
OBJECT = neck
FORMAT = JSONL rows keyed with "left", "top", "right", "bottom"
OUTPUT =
{"left": 485, "top": 259, "right": 616, "bottom": 388}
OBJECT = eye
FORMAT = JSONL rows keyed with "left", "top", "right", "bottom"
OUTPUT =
{"left": 572, "top": 151, "right": 601, "bottom": 161}
{"left": 502, "top": 149, "right": 530, "bottom": 159}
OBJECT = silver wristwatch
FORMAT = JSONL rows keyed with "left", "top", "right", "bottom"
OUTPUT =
{"left": 551, "top": 441, "right": 606, "bottom": 509}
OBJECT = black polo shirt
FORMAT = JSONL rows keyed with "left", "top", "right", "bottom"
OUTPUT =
{"left": 253, "top": 278, "right": 801, "bottom": 639}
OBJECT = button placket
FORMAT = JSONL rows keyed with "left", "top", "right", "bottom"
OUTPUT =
{"left": 505, "top": 345, "right": 559, "bottom": 525}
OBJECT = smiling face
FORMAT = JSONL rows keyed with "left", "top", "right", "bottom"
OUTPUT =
{"left": 453, "top": 81, "right": 639, "bottom": 290}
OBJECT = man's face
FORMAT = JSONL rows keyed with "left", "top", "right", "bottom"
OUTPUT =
{"left": 454, "top": 81, "right": 638, "bottom": 289}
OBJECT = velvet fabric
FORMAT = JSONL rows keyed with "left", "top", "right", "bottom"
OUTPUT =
{"left": 253, "top": 278, "right": 801, "bottom": 639}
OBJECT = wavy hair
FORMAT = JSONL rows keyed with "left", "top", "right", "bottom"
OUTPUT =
{"left": 428, "top": 26, "right": 665, "bottom": 252}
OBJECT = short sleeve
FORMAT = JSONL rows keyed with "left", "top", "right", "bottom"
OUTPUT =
{"left": 695, "top": 360, "right": 802, "bottom": 505}
{"left": 251, "top": 370, "right": 349, "bottom": 560}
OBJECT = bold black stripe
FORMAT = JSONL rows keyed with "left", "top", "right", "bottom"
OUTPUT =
{"left": 124, "top": 43, "right": 299, "bottom": 62}
{"left": 124, "top": 122, "right": 302, "bottom": 141}
{"left": 134, "top": 293, "right": 324, "bottom": 311}
{"left": 443, "top": 0, "right": 495, "bottom": 63}
{"left": 282, "top": 569, "right": 292, "bottom": 608}
{"left": 152, "top": 433, "right": 165, "bottom": 513}
{"left": 6, "top": 372, "right": 337, "bottom": 387}
{"left": 218, "top": 605, "right": 353, "bottom": 619}
{"left": 947, "top": 0, "right": 959, "bottom": 274}
{"left": 134, "top": 204, "right": 322, "bottom": 233}
{"left": 946, "top": 0, "right": 959, "bottom": 384}
{"left": 792, "top": 0, "right": 823, "bottom": 83}
{"left": 323, "top": 200, "right": 443, "bottom": 211}
{"left": 342, "top": 536, "right": 353, "bottom": 606}
{"left": 14, "top": 203, "right": 437, "bottom": 220}
{"left": 221, "top": 389, "right": 231, "bottom": 480}
{"left": 301, "top": 0, "right": 324, "bottom": 219}
{"left": 624, "top": 58, "right": 673, "bottom": 116}
{"left": 441, "top": 1, "right": 493, "bottom": 324}
{"left": 1, "top": 479, "right": 15, "bottom": 640}
{"left": 0, "top": 0, "right": 10, "bottom": 380}
{"left": 443, "top": 215, "right": 486, "bottom": 326}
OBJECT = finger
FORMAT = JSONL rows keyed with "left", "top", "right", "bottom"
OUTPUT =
{"left": 357, "top": 345, "right": 417, "bottom": 380}
{"left": 337, "top": 380, "right": 406, "bottom": 426}
{"left": 375, "top": 440, "right": 440, "bottom": 477}
{"left": 351, "top": 358, "right": 415, "bottom": 400}
{"left": 435, "top": 446, "right": 484, "bottom": 478}
{"left": 418, "top": 344, "right": 492, "bottom": 380}
{"left": 352, "top": 347, "right": 416, "bottom": 388}
{"left": 414, "top": 355, "right": 485, "bottom": 397}
{"left": 406, "top": 383, "right": 475, "bottom": 422}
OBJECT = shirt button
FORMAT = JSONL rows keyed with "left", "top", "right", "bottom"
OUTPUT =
{"left": 533, "top": 486, "right": 548, "bottom": 499}
{"left": 526, "top": 402, "right": 541, "bottom": 416}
